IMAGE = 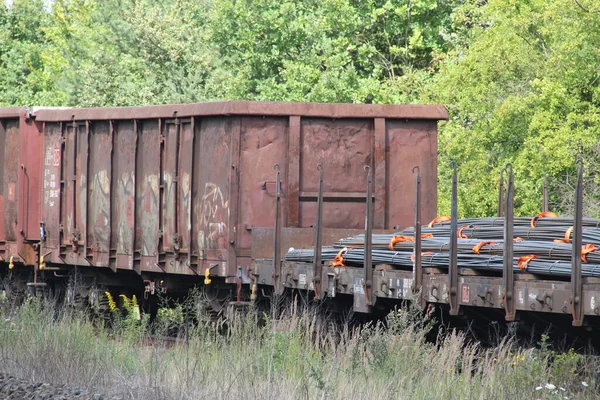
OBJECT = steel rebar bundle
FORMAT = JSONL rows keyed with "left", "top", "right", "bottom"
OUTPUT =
{"left": 284, "top": 247, "right": 600, "bottom": 278}
{"left": 285, "top": 215, "right": 600, "bottom": 280}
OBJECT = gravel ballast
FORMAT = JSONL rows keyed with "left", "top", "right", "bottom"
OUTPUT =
{"left": 0, "top": 373, "right": 119, "bottom": 400}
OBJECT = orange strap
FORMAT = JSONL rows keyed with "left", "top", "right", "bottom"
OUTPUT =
{"left": 410, "top": 252, "right": 434, "bottom": 262}
{"left": 553, "top": 226, "right": 573, "bottom": 244}
{"left": 472, "top": 241, "right": 497, "bottom": 255}
{"left": 388, "top": 234, "right": 433, "bottom": 250}
{"left": 517, "top": 255, "right": 538, "bottom": 270}
{"left": 530, "top": 211, "right": 558, "bottom": 228}
{"left": 457, "top": 225, "right": 469, "bottom": 239}
{"left": 388, "top": 235, "right": 414, "bottom": 250}
{"left": 582, "top": 244, "right": 598, "bottom": 262}
{"left": 513, "top": 237, "right": 524, "bottom": 242}
{"left": 332, "top": 248, "right": 347, "bottom": 267}
{"left": 428, "top": 216, "right": 450, "bottom": 228}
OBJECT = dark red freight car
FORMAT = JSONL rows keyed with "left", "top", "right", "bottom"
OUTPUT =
{"left": 0, "top": 107, "right": 44, "bottom": 268}
{"left": 4, "top": 101, "right": 447, "bottom": 295}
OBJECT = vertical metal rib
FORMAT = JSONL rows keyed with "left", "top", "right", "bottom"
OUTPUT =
{"left": 503, "top": 163, "right": 515, "bottom": 321}
{"left": 412, "top": 166, "right": 422, "bottom": 297}
{"left": 448, "top": 162, "right": 459, "bottom": 315}
{"left": 313, "top": 164, "right": 324, "bottom": 298}
{"left": 498, "top": 169, "right": 504, "bottom": 218}
{"left": 542, "top": 172, "right": 549, "bottom": 212}
{"left": 572, "top": 160, "right": 584, "bottom": 326}
{"left": 273, "top": 164, "right": 283, "bottom": 295}
{"left": 364, "top": 165, "right": 374, "bottom": 307}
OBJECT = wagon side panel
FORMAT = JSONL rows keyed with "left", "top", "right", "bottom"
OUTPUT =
{"left": 87, "top": 121, "right": 113, "bottom": 267}
{"left": 387, "top": 119, "right": 438, "bottom": 228}
{"left": 298, "top": 118, "right": 375, "bottom": 230}
{"left": 191, "top": 117, "right": 232, "bottom": 276}
{"left": 110, "top": 121, "right": 137, "bottom": 270}
{"left": 41, "top": 123, "right": 63, "bottom": 263}
{"left": 136, "top": 120, "right": 161, "bottom": 272}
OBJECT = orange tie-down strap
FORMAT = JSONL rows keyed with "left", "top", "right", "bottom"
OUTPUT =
{"left": 428, "top": 216, "right": 451, "bottom": 228}
{"left": 518, "top": 255, "right": 538, "bottom": 270}
{"left": 530, "top": 211, "right": 558, "bottom": 228}
{"left": 388, "top": 234, "right": 434, "bottom": 250}
{"left": 457, "top": 225, "right": 470, "bottom": 238}
{"left": 472, "top": 241, "right": 498, "bottom": 255}
{"left": 553, "top": 226, "right": 574, "bottom": 244}
{"left": 582, "top": 244, "right": 598, "bottom": 262}
{"left": 332, "top": 247, "right": 348, "bottom": 267}
{"left": 514, "top": 237, "right": 524, "bottom": 242}
{"left": 410, "top": 252, "right": 434, "bottom": 262}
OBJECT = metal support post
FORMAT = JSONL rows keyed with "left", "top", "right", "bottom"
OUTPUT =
{"left": 571, "top": 160, "right": 584, "bottom": 326}
{"left": 498, "top": 169, "right": 504, "bottom": 218}
{"left": 542, "top": 172, "right": 549, "bottom": 212}
{"left": 448, "top": 162, "right": 459, "bottom": 315}
{"left": 273, "top": 164, "right": 283, "bottom": 295}
{"left": 503, "top": 164, "right": 516, "bottom": 321}
{"left": 412, "top": 166, "right": 423, "bottom": 304}
{"left": 313, "top": 164, "right": 324, "bottom": 299}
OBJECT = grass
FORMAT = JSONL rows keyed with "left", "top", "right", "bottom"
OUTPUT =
{"left": 0, "top": 293, "right": 598, "bottom": 400}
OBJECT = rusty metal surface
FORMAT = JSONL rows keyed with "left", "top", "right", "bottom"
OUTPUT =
{"left": 0, "top": 109, "right": 43, "bottom": 266}
{"left": 19, "top": 116, "right": 43, "bottom": 242}
{"left": 41, "top": 123, "right": 62, "bottom": 261}
{"left": 87, "top": 121, "right": 113, "bottom": 266}
{"left": 387, "top": 120, "right": 438, "bottom": 228}
{"left": 1, "top": 118, "right": 20, "bottom": 243}
{"left": 238, "top": 117, "right": 288, "bottom": 251}
{"left": 136, "top": 120, "right": 160, "bottom": 271}
{"left": 32, "top": 101, "right": 445, "bottom": 279}
{"left": 33, "top": 101, "right": 449, "bottom": 122}
{"left": 0, "top": 107, "right": 26, "bottom": 119}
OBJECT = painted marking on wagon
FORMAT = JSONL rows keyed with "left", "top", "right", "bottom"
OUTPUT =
{"left": 403, "top": 278, "right": 413, "bottom": 298}
{"left": 200, "top": 183, "right": 228, "bottom": 225}
{"left": 299, "top": 274, "right": 307, "bottom": 285}
{"left": 198, "top": 182, "right": 229, "bottom": 250}
{"left": 462, "top": 285, "right": 470, "bottom": 304}
{"left": 53, "top": 148, "right": 61, "bottom": 167}
{"left": 353, "top": 278, "right": 365, "bottom": 295}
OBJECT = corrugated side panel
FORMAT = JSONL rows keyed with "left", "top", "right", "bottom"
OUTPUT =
{"left": 2, "top": 119, "right": 20, "bottom": 243}
{"left": 136, "top": 120, "right": 161, "bottom": 272}
{"left": 191, "top": 117, "right": 231, "bottom": 274}
{"left": 87, "top": 121, "right": 113, "bottom": 266}
{"left": 0, "top": 118, "right": 7, "bottom": 246}
{"left": 111, "top": 121, "right": 136, "bottom": 270}
{"left": 42, "top": 123, "right": 63, "bottom": 261}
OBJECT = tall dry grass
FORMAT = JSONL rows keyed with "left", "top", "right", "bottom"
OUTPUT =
{"left": 0, "top": 293, "right": 597, "bottom": 400}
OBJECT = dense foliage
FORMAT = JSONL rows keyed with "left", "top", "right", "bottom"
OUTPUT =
{"left": 1, "top": 0, "right": 599, "bottom": 217}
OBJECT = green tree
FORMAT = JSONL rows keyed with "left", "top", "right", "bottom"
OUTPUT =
{"left": 0, "top": 0, "right": 61, "bottom": 106}
{"left": 429, "top": 0, "right": 600, "bottom": 217}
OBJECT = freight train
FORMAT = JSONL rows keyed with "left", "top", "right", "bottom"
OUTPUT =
{"left": 2, "top": 101, "right": 600, "bottom": 344}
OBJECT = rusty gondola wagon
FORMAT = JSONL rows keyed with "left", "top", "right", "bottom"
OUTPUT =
{"left": 0, "top": 101, "right": 441, "bottom": 304}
